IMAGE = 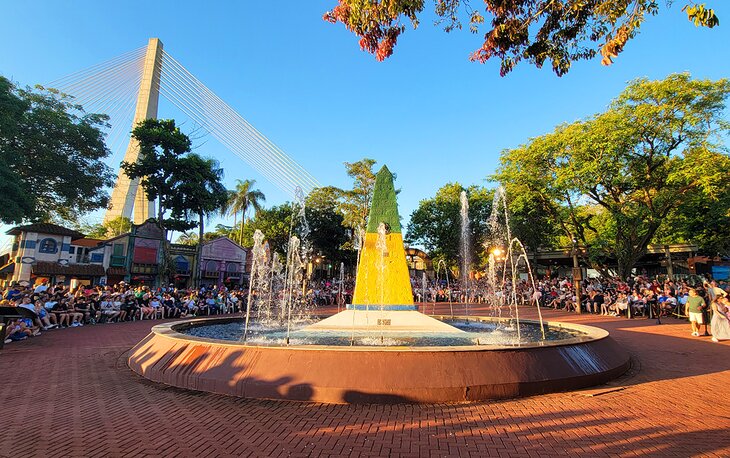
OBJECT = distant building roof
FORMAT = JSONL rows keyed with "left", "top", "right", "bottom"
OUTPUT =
{"left": 203, "top": 236, "right": 248, "bottom": 251}
{"left": 96, "top": 232, "right": 131, "bottom": 246}
{"left": 6, "top": 223, "right": 84, "bottom": 239}
{"left": 72, "top": 238, "right": 105, "bottom": 248}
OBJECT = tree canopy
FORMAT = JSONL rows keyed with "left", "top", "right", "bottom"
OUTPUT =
{"left": 406, "top": 183, "right": 493, "bottom": 272}
{"left": 338, "top": 158, "right": 378, "bottom": 231}
{"left": 494, "top": 73, "right": 730, "bottom": 278}
{"left": 226, "top": 178, "right": 266, "bottom": 245}
{"left": 121, "top": 118, "right": 192, "bottom": 225}
{"left": 324, "top": 1, "right": 720, "bottom": 76}
{"left": 77, "top": 216, "right": 133, "bottom": 239}
{"left": 0, "top": 76, "right": 114, "bottom": 224}
{"left": 168, "top": 153, "right": 229, "bottom": 286}
{"left": 241, "top": 204, "right": 296, "bottom": 257}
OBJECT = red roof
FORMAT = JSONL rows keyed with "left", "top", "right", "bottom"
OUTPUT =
{"left": 72, "top": 238, "right": 104, "bottom": 248}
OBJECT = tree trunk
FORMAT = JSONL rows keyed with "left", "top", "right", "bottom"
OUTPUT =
{"left": 193, "top": 211, "right": 204, "bottom": 288}
{"left": 239, "top": 215, "right": 244, "bottom": 246}
{"left": 157, "top": 195, "right": 169, "bottom": 287}
{"left": 239, "top": 199, "right": 248, "bottom": 246}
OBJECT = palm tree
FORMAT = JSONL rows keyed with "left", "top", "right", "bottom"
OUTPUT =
{"left": 176, "top": 231, "right": 199, "bottom": 246}
{"left": 227, "top": 179, "right": 266, "bottom": 245}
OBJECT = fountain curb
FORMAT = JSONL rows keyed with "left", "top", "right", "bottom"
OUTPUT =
{"left": 128, "top": 316, "right": 630, "bottom": 404}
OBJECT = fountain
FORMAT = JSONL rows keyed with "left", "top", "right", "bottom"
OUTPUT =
{"left": 128, "top": 166, "right": 630, "bottom": 403}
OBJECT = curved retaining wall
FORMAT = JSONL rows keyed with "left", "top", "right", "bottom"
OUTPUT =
{"left": 127, "top": 317, "right": 630, "bottom": 404}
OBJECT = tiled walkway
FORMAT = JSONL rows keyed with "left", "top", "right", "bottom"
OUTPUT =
{"left": 1, "top": 305, "right": 728, "bottom": 457}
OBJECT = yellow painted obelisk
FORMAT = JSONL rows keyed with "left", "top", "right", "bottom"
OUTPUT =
{"left": 305, "top": 166, "right": 462, "bottom": 333}
{"left": 351, "top": 165, "right": 414, "bottom": 309}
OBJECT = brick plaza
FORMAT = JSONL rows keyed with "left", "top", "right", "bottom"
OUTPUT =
{"left": 1, "top": 305, "right": 728, "bottom": 457}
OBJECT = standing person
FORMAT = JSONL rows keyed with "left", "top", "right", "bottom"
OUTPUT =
{"left": 704, "top": 280, "right": 728, "bottom": 302}
{"left": 685, "top": 288, "right": 707, "bottom": 337}
{"left": 710, "top": 297, "right": 730, "bottom": 343}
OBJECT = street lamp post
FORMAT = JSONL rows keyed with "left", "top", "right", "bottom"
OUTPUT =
{"left": 572, "top": 239, "right": 582, "bottom": 315}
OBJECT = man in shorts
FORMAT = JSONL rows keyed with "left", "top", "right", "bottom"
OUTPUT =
{"left": 685, "top": 288, "right": 706, "bottom": 337}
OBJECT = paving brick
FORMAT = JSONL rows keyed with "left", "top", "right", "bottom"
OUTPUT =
{"left": 0, "top": 307, "right": 729, "bottom": 457}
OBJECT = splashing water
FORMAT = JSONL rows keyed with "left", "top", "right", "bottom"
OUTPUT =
{"left": 485, "top": 186, "right": 546, "bottom": 341}
{"left": 435, "top": 259, "right": 453, "bottom": 318}
{"left": 459, "top": 190, "right": 471, "bottom": 317}
{"left": 244, "top": 229, "right": 267, "bottom": 342}
{"left": 376, "top": 222, "right": 388, "bottom": 344}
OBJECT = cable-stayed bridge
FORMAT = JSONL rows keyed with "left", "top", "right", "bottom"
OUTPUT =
{"left": 50, "top": 38, "right": 319, "bottom": 224}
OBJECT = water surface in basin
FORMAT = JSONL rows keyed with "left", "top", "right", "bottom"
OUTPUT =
{"left": 179, "top": 318, "right": 588, "bottom": 347}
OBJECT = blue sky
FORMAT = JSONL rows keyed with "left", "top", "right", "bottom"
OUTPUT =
{"left": 1, "top": 1, "right": 728, "bottom": 248}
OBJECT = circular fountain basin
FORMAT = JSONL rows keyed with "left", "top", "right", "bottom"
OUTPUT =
{"left": 128, "top": 316, "right": 630, "bottom": 404}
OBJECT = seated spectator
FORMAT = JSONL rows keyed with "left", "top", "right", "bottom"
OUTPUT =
{"left": 563, "top": 293, "right": 577, "bottom": 313}
{"left": 65, "top": 298, "right": 85, "bottom": 327}
{"left": 138, "top": 299, "right": 154, "bottom": 320}
{"left": 205, "top": 293, "right": 219, "bottom": 315}
{"left": 4, "top": 284, "right": 23, "bottom": 302}
{"left": 184, "top": 295, "right": 198, "bottom": 317}
{"left": 610, "top": 293, "right": 629, "bottom": 316}
{"left": 162, "top": 294, "right": 177, "bottom": 318}
{"left": 34, "top": 300, "right": 57, "bottom": 329}
{"left": 630, "top": 292, "right": 646, "bottom": 317}
{"left": 600, "top": 293, "right": 613, "bottom": 315}
{"left": 74, "top": 297, "right": 95, "bottom": 324}
{"left": 100, "top": 294, "right": 120, "bottom": 322}
{"left": 51, "top": 299, "right": 71, "bottom": 328}
{"left": 121, "top": 296, "right": 139, "bottom": 321}
{"left": 4, "top": 318, "right": 33, "bottom": 344}
{"left": 149, "top": 296, "right": 163, "bottom": 319}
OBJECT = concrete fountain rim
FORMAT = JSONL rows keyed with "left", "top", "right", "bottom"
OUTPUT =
{"left": 149, "top": 315, "right": 611, "bottom": 352}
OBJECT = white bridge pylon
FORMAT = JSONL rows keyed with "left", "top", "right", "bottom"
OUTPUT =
{"left": 49, "top": 38, "right": 320, "bottom": 224}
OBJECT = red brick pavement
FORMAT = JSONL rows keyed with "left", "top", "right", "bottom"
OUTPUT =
{"left": 1, "top": 305, "right": 729, "bottom": 457}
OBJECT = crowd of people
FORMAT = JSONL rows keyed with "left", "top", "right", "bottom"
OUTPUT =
{"left": 1, "top": 280, "right": 248, "bottom": 344}
{"left": 410, "top": 273, "right": 730, "bottom": 341}
{"left": 3, "top": 273, "right": 730, "bottom": 345}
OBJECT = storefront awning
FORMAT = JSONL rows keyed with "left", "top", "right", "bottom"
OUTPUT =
{"left": 33, "top": 261, "right": 105, "bottom": 277}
